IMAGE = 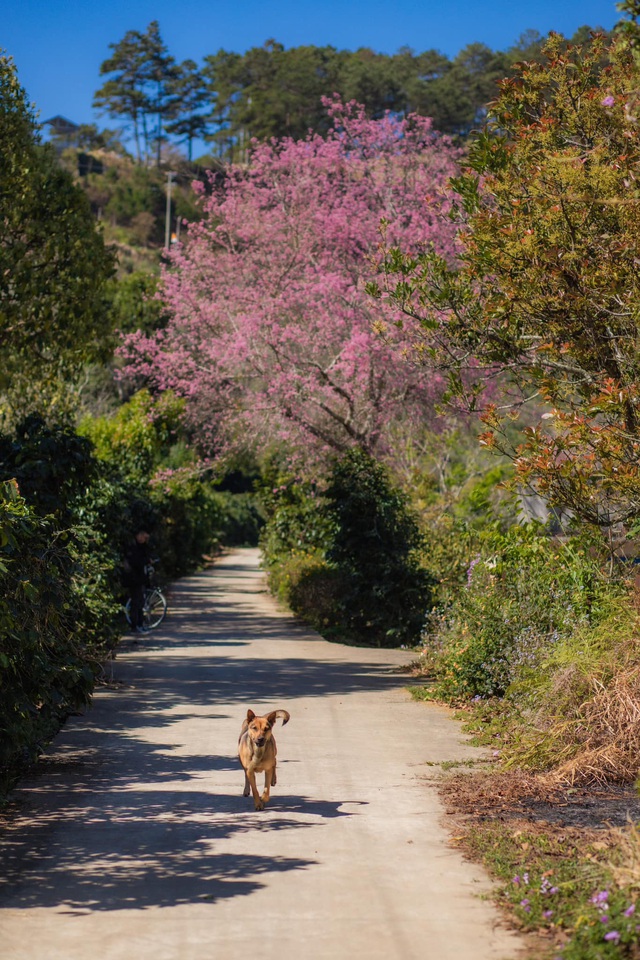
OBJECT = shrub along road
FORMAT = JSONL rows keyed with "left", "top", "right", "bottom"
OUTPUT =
{"left": 0, "top": 549, "right": 522, "bottom": 960}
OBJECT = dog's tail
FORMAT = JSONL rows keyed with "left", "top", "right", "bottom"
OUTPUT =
{"left": 269, "top": 709, "right": 290, "bottom": 727}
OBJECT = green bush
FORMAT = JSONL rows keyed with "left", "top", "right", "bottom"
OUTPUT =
{"left": 259, "top": 467, "right": 332, "bottom": 567}
{"left": 81, "top": 390, "right": 260, "bottom": 575}
{"left": 266, "top": 550, "right": 342, "bottom": 630}
{"left": 427, "top": 524, "right": 613, "bottom": 700}
{"left": 259, "top": 450, "right": 433, "bottom": 647}
{"left": 104, "top": 165, "right": 166, "bottom": 239}
{"left": 0, "top": 481, "right": 112, "bottom": 790}
{"left": 79, "top": 389, "right": 188, "bottom": 485}
{"left": 149, "top": 467, "right": 226, "bottom": 576}
{"left": 106, "top": 271, "right": 166, "bottom": 336}
{"left": 286, "top": 557, "right": 343, "bottom": 625}
{"left": 258, "top": 468, "right": 334, "bottom": 622}
{"left": 322, "top": 449, "right": 433, "bottom": 647}
{"left": 0, "top": 414, "right": 145, "bottom": 597}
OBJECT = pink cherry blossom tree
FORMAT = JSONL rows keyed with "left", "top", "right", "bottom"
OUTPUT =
{"left": 122, "top": 99, "right": 461, "bottom": 459}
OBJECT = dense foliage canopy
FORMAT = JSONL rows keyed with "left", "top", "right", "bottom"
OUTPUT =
{"left": 377, "top": 31, "right": 640, "bottom": 526}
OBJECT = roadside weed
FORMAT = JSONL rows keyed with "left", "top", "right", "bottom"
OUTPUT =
{"left": 464, "top": 822, "right": 640, "bottom": 958}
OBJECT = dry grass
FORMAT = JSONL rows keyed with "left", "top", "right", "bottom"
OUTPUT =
{"left": 504, "top": 596, "right": 640, "bottom": 785}
{"left": 608, "top": 820, "right": 640, "bottom": 892}
{"left": 528, "top": 660, "right": 640, "bottom": 786}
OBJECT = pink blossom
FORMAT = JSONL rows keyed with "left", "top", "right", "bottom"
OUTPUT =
{"left": 120, "top": 100, "right": 461, "bottom": 460}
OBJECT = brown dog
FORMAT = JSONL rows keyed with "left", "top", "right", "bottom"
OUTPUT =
{"left": 238, "top": 708, "right": 290, "bottom": 810}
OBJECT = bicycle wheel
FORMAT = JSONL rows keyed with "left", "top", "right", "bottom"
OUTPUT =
{"left": 144, "top": 588, "right": 167, "bottom": 629}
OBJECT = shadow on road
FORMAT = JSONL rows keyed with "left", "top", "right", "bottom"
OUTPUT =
{"left": 0, "top": 751, "right": 357, "bottom": 912}
{"left": 0, "top": 556, "right": 379, "bottom": 915}
{"left": 106, "top": 652, "right": 406, "bottom": 714}
{"left": 0, "top": 807, "right": 316, "bottom": 912}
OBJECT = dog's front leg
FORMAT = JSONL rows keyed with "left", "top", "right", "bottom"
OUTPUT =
{"left": 243, "top": 770, "right": 251, "bottom": 797}
{"left": 261, "top": 769, "right": 272, "bottom": 805}
{"left": 247, "top": 770, "right": 264, "bottom": 811}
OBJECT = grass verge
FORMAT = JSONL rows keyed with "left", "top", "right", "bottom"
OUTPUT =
{"left": 438, "top": 768, "right": 640, "bottom": 958}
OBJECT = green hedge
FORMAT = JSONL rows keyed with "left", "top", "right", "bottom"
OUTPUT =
{"left": 260, "top": 450, "right": 433, "bottom": 647}
{"left": 0, "top": 480, "right": 114, "bottom": 790}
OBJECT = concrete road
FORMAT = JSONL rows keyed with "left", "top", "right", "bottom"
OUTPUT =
{"left": 0, "top": 549, "right": 521, "bottom": 960}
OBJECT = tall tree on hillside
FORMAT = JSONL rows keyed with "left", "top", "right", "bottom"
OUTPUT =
{"left": 121, "top": 100, "right": 461, "bottom": 459}
{"left": 265, "top": 44, "right": 342, "bottom": 137}
{"left": 337, "top": 47, "right": 407, "bottom": 117}
{"left": 141, "top": 21, "right": 178, "bottom": 167}
{"left": 0, "top": 55, "right": 115, "bottom": 419}
{"left": 94, "top": 26, "right": 149, "bottom": 162}
{"left": 200, "top": 48, "right": 243, "bottom": 156}
{"left": 166, "top": 59, "right": 210, "bottom": 161}
{"left": 203, "top": 41, "right": 344, "bottom": 150}
{"left": 94, "top": 21, "right": 176, "bottom": 166}
{"left": 407, "top": 43, "right": 511, "bottom": 135}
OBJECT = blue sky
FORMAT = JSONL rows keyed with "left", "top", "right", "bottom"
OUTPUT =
{"left": 2, "top": 0, "right": 621, "bottom": 136}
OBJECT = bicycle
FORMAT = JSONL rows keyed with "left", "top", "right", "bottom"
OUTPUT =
{"left": 124, "top": 563, "right": 168, "bottom": 630}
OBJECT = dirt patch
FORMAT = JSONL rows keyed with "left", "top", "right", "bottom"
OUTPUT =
{"left": 440, "top": 769, "right": 640, "bottom": 829}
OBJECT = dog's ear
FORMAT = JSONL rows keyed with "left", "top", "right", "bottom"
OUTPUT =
{"left": 265, "top": 710, "right": 290, "bottom": 727}
{"left": 246, "top": 709, "right": 256, "bottom": 722}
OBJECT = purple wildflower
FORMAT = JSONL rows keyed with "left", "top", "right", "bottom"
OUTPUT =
{"left": 466, "top": 557, "right": 481, "bottom": 585}
{"left": 543, "top": 910, "right": 554, "bottom": 920}
{"left": 604, "top": 931, "right": 621, "bottom": 943}
{"left": 602, "top": 95, "right": 615, "bottom": 107}
{"left": 625, "top": 904, "right": 636, "bottom": 917}
{"left": 520, "top": 898, "right": 531, "bottom": 912}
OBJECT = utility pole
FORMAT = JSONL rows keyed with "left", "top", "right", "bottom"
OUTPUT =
{"left": 164, "top": 171, "right": 175, "bottom": 251}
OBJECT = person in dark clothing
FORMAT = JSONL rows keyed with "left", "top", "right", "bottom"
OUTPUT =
{"left": 123, "top": 529, "right": 151, "bottom": 632}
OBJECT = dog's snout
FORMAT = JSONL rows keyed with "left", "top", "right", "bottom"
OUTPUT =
{"left": 256, "top": 736, "right": 266, "bottom": 746}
